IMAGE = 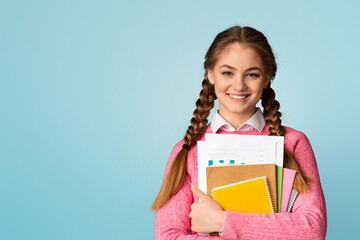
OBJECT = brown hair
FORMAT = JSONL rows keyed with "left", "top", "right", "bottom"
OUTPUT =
{"left": 151, "top": 26, "right": 311, "bottom": 211}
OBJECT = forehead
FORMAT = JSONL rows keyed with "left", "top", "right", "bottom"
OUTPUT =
{"left": 215, "top": 42, "right": 263, "bottom": 70}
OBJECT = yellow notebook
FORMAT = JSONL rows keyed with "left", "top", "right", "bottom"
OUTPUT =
{"left": 211, "top": 176, "right": 275, "bottom": 214}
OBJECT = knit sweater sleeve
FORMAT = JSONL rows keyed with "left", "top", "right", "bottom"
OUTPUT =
{"left": 221, "top": 131, "right": 327, "bottom": 240}
{"left": 154, "top": 141, "right": 221, "bottom": 240}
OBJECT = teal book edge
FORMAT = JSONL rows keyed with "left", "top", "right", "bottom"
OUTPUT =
{"left": 277, "top": 166, "right": 283, "bottom": 212}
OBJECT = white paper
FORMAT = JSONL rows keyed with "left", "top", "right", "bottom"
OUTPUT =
{"left": 197, "top": 134, "right": 284, "bottom": 194}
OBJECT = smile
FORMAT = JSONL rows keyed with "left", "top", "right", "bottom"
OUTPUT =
{"left": 228, "top": 94, "right": 249, "bottom": 99}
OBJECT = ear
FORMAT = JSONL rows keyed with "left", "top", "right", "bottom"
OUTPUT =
{"left": 207, "top": 69, "right": 215, "bottom": 84}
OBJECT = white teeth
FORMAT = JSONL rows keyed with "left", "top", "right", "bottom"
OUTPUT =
{"left": 229, "top": 94, "right": 247, "bottom": 99}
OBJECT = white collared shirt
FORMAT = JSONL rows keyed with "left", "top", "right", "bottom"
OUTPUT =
{"left": 210, "top": 108, "right": 266, "bottom": 133}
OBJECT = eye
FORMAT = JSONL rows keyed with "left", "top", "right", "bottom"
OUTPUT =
{"left": 246, "top": 73, "right": 260, "bottom": 78}
{"left": 222, "top": 71, "right": 233, "bottom": 76}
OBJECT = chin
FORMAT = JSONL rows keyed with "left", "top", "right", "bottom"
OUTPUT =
{"left": 227, "top": 108, "right": 251, "bottom": 115}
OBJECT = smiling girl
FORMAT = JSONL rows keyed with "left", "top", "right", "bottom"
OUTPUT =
{"left": 151, "top": 26, "right": 327, "bottom": 239}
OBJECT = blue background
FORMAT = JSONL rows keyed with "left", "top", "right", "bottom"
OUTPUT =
{"left": 1, "top": 0, "right": 359, "bottom": 239}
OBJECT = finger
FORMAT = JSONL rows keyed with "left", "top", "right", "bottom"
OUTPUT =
{"left": 191, "top": 184, "right": 209, "bottom": 201}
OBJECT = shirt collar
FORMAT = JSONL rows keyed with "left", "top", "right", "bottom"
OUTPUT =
{"left": 210, "top": 108, "right": 266, "bottom": 133}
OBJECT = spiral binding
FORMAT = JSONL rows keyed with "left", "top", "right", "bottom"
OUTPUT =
{"left": 263, "top": 176, "right": 275, "bottom": 213}
{"left": 287, "top": 190, "right": 299, "bottom": 212}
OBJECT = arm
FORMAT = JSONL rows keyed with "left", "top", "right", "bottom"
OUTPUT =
{"left": 221, "top": 132, "right": 327, "bottom": 240}
{"left": 154, "top": 141, "right": 221, "bottom": 240}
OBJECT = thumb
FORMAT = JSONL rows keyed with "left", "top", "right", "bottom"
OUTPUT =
{"left": 191, "top": 184, "right": 210, "bottom": 201}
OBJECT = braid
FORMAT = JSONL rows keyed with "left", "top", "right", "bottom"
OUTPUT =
{"left": 261, "top": 86, "right": 312, "bottom": 193}
{"left": 261, "top": 87, "right": 284, "bottom": 136}
{"left": 184, "top": 79, "right": 216, "bottom": 145}
{"left": 151, "top": 79, "right": 216, "bottom": 211}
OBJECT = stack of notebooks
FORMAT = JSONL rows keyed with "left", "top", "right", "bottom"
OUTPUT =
{"left": 197, "top": 134, "right": 299, "bottom": 213}
{"left": 206, "top": 163, "right": 298, "bottom": 213}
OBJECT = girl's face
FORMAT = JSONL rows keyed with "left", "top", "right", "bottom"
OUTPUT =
{"left": 207, "top": 42, "right": 269, "bottom": 126}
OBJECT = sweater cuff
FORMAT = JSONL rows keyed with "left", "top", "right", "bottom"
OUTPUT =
{"left": 221, "top": 211, "right": 245, "bottom": 239}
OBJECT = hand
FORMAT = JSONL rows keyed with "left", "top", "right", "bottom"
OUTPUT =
{"left": 190, "top": 184, "right": 225, "bottom": 233}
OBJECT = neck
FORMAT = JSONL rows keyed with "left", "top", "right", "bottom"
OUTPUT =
{"left": 218, "top": 108, "right": 257, "bottom": 130}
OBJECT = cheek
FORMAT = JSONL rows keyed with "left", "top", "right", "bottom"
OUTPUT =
{"left": 251, "top": 80, "right": 266, "bottom": 93}
{"left": 214, "top": 77, "right": 229, "bottom": 92}
{"left": 254, "top": 88, "right": 264, "bottom": 100}
{"left": 214, "top": 84, "right": 228, "bottom": 98}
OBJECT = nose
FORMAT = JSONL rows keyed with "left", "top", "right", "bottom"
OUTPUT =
{"left": 233, "top": 76, "right": 247, "bottom": 91}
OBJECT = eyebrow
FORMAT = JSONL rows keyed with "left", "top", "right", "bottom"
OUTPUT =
{"left": 219, "top": 64, "right": 262, "bottom": 72}
{"left": 219, "top": 64, "right": 237, "bottom": 70}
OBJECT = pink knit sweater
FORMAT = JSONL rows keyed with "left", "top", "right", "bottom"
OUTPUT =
{"left": 154, "top": 126, "right": 327, "bottom": 240}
